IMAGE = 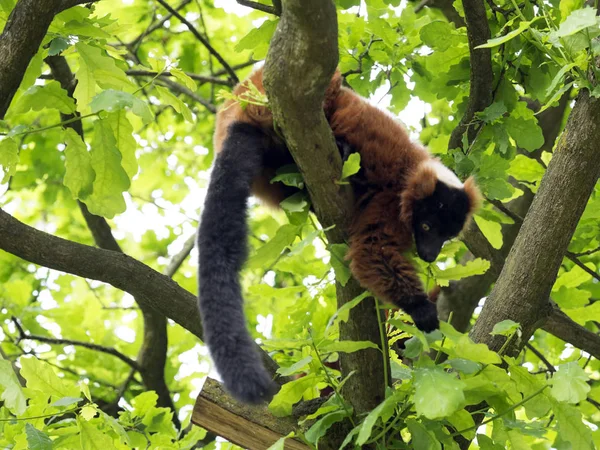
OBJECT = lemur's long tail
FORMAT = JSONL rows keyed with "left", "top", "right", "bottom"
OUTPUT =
{"left": 198, "top": 122, "right": 278, "bottom": 404}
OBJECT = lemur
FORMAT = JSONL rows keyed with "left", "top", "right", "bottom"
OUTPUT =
{"left": 197, "top": 68, "right": 481, "bottom": 404}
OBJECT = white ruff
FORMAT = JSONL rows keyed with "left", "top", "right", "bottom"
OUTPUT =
{"left": 424, "top": 160, "right": 463, "bottom": 189}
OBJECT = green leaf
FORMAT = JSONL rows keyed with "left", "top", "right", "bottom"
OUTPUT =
{"left": 419, "top": 21, "right": 462, "bottom": 51}
{"left": 447, "top": 409, "right": 476, "bottom": 439}
{"left": 406, "top": 419, "right": 442, "bottom": 450}
{"left": 48, "top": 37, "right": 70, "bottom": 56}
{"left": 491, "top": 320, "right": 520, "bottom": 336}
{"left": 356, "top": 393, "right": 399, "bottom": 445}
{"left": 329, "top": 243, "right": 351, "bottom": 286}
{"left": 552, "top": 6, "right": 599, "bottom": 38}
{"left": 170, "top": 67, "right": 197, "bottom": 91}
{"left": 320, "top": 340, "right": 379, "bottom": 354}
{"left": 0, "top": 359, "right": 26, "bottom": 415}
{"left": 545, "top": 63, "right": 576, "bottom": 98}
{"left": 431, "top": 258, "right": 490, "bottom": 287}
{"left": 277, "top": 356, "right": 313, "bottom": 377}
{"left": 267, "top": 433, "right": 293, "bottom": 450}
{"left": 476, "top": 102, "right": 507, "bottom": 123}
{"left": 564, "top": 301, "right": 600, "bottom": 325}
{"left": 246, "top": 224, "right": 299, "bottom": 269}
{"left": 550, "top": 361, "right": 590, "bottom": 404}
{"left": 90, "top": 89, "right": 152, "bottom": 124}
{"left": 78, "top": 416, "right": 118, "bottom": 450}
{"left": 0, "top": 137, "right": 19, "bottom": 183}
{"left": 328, "top": 291, "right": 370, "bottom": 330}
{"left": 63, "top": 128, "right": 95, "bottom": 199}
{"left": 504, "top": 102, "right": 545, "bottom": 151}
{"left": 86, "top": 119, "right": 130, "bottom": 218}
{"left": 25, "top": 424, "right": 53, "bottom": 450}
{"left": 132, "top": 391, "right": 158, "bottom": 419}
{"left": 235, "top": 20, "right": 278, "bottom": 59}
{"left": 20, "top": 356, "right": 80, "bottom": 399}
{"left": 81, "top": 404, "right": 97, "bottom": 420}
{"left": 305, "top": 410, "right": 348, "bottom": 445}
{"left": 340, "top": 152, "right": 361, "bottom": 181}
{"left": 155, "top": 85, "right": 193, "bottom": 123}
{"left": 476, "top": 19, "right": 538, "bottom": 49}
{"left": 553, "top": 400, "right": 594, "bottom": 450}
{"left": 508, "top": 155, "right": 545, "bottom": 184}
{"left": 414, "top": 367, "right": 465, "bottom": 419}
{"left": 74, "top": 43, "right": 134, "bottom": 113}
{"left": 269, "top": 374, "right": 319, "bottom": 417}
{"left": 279, "top": 192, "right": 309, "bottom": 213}
{"left": 474, "top": 215, "right": 503, "bottom": 249}
{"left": 52, "top": 396, "right": 82, "bottom": 407}
{"left": 271, "top": 165, "right": 304, "bottom": 189}
{"left": 105, "top": 111, "right": 138, "bottom": 178}
{"left": 453, "top": 336, "right": 502, "bottom": 364}
{"left": 13, "top": 81, "right": 76, "bottom": 115}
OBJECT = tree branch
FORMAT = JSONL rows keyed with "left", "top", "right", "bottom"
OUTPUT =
{"left": 448, "top": 0, "right": 493, "bottom": 151}
{"left": 470, "top": 88, "right": 600, "bottom": 354}
{"left": 129, "top": 0, "right": 192, "bottom": 49}
{"left": 154, "top": 0, "right": 239, "bottom": 84}
{"left": 157, "top": 78, "right": 217, "bottom": 113}
{"left": 543, "top": 305, "right": 600, "bottom": 362}
{"left": 126, "top": 69, "right": 234, "bottom": 86}
{"left": 13, "top": 318, "right": 142, "bottom": 372}
{"left": 263, "top": 0, "right": 387, "bottom": 435}
{"left": 236, "top": 0, "right": 280, "bottom": 15}
{"left": 0, "top": 0, "right": 76, "bottom": 118}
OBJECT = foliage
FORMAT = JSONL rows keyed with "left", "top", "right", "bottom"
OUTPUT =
{"left": 0, "top": 0, "right": 599, "bottom": 449}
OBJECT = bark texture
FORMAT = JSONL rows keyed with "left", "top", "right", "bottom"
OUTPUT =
{"left": 263, "top": 0, "right": 387, "bottom": 425}
{"left": 470, "top": 90, "right": 600, "bottom": 353}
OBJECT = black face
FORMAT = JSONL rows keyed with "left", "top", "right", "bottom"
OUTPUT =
{"left": 412, "top": 181, "right": 470, "bottom": 263}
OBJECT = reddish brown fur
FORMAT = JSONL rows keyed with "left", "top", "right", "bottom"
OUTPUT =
{"left": 214, "top": 67, "right": 480, "bottom": 314}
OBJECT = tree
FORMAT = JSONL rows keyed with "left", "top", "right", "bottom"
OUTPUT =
{"left": 0, "top": 0, "right": 599, "bottom": 449}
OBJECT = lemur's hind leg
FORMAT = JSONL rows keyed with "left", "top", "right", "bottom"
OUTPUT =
{"left": 198, "top": 122, "right": 279, "bottom": 404}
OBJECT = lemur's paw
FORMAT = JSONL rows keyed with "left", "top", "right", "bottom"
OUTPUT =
{"left": 408, "top": 297, "right": 439, "bottom": 333}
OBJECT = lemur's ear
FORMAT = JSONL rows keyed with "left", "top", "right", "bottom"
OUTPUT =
{"left": 464, "top": 176, "right": 482, "bottom": 214}
{"left": 399, "top": 164, "right": 437, "bottom": 223}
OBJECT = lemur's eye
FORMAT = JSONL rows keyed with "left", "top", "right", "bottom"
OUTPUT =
{"left": 421, "top": 223, "right": 430, "bottom": 232}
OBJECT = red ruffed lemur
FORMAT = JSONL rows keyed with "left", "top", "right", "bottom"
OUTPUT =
{"left": 197, "top": 68, "right": 481, "bottom": 404}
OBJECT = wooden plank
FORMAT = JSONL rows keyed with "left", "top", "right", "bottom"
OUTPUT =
{"left": 192, "top": 378, "right": 310, "bottom": 450}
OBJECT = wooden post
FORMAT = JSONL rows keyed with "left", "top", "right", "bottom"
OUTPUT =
{"left": 192, "top": 378, "right": 310, "bottom": 450}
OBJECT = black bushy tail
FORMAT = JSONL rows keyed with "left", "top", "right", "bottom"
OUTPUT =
{"left": 198, "top": 122, "right": 279, "bottom": 404}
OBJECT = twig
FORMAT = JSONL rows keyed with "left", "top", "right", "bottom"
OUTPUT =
{"left": 126, "top": 69, "right": 234, "bottom": 86}
{"left": 129, "top": 0, "right": 193, "bottom": 49}
{"left": 165, "top": 233, "right": 196, "bottom": 277}
{"left": 13, "top": 318, "right": 142, "bottom": 372}
{"left": 236, "top": 0, "right": 280, "bottom": 15}
{"left": 157, "top": 78, "right": 217, "bottom": 113}
{"left": 565, "top": 252, "right": 600, "bottom": 283}
{"left": 525, "top": 343, "right": 555, "bottom": 373}
{"left": 155, "top": 0, "right": 239, "bottom": 84}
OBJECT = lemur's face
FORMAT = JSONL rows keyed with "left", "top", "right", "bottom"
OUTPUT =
{"left": 412, "top": 181, "right": 471, "bottom": 263}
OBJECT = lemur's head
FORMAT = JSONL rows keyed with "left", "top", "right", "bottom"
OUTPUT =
{"left": 401, "top": 160, "right": 481, "bottom": 263}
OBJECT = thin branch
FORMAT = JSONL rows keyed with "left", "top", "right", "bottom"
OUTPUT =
{"left": 571, "top": 246, "right": 600, "bottom": 257}
{"left": 13, "top": 318, "right": 142, "bottom": 372}
{"left": 127, "top": 69, "right": 234, "bottom": 86}
{"left": 543, "top": 305, "right": 600, "bottom": 361}
{"left": 129, "top": 0, "right": 192, "bottom": 48}
{"left": 157, "top": 78, "right": 217, "bottom": 113}
{"left": 165, "top": 233, "right": 196, "bottom": 277}
{"left": 566, "top": 252, "right": 600, "bottom": 282}
{"left": 236, "top": 0, "right": 280, "bottom": 15}
{"left": 525, "top": 343, "right": 556, "bottom": 373}
{"left": 155, "top": 0, "right": 239, "bottom": 84}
